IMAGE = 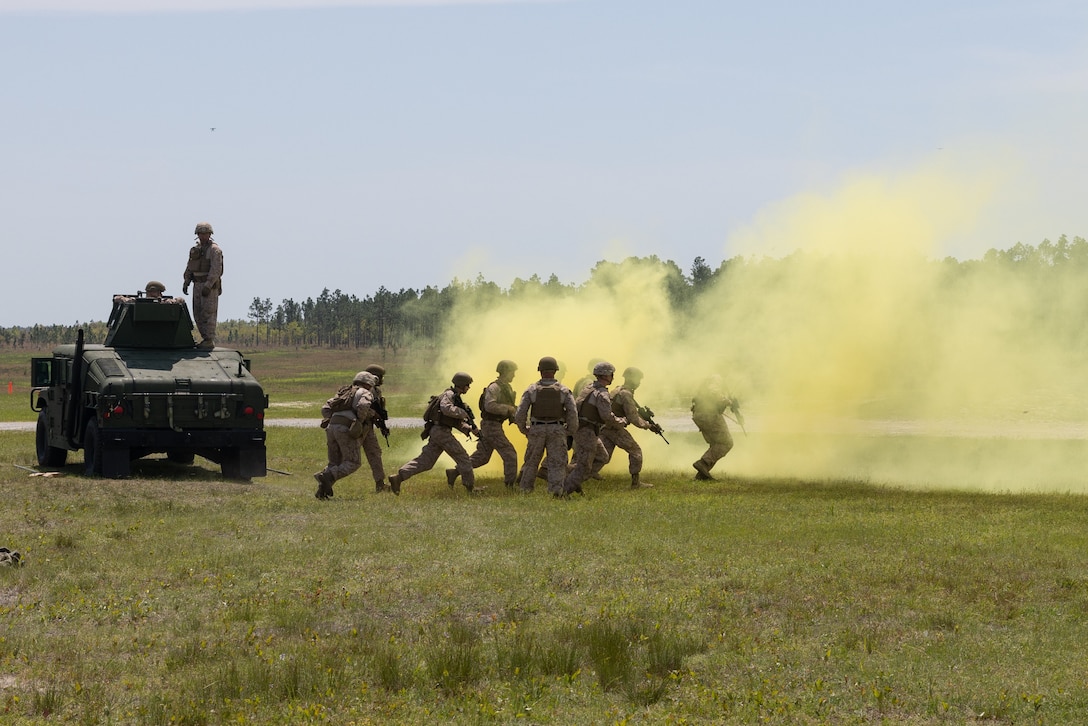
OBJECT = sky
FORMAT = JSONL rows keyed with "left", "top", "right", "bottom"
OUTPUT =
{"left": 2, "top": 0, "right": 1087, "bottom": 327}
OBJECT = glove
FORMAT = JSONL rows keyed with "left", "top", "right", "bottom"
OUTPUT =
{"left": 201, "top": 286, "right": 211, "bottom": 297}
{"left": 182, "top": 283, "right": 189, "bottom": 295}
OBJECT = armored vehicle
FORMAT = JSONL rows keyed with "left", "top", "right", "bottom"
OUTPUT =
{"left": 31, "top": 295, "right": 268, "bottom": 479}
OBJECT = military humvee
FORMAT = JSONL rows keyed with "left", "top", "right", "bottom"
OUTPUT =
{"left": 31, "top": 295, "right": 268, "bottom": 479}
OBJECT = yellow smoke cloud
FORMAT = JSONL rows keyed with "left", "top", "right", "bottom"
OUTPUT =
{"left": 432, "top": 156, "right": 1087, "bottom": 491}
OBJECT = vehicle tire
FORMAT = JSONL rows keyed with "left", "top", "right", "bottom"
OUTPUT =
{"left": 220, "top": 448, "right": 246, "bottom": 480}
{"left": 83, "top": 419, "right": 102, "bottom": 477}
{"left": 36, "top": 411, "right": 67, "bottom": 467}
{"left": 166, "top": 451, "right": 195, "bottom": 465}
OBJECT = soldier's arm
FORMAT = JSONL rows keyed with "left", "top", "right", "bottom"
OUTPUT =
{"left": 621, "top": 392, "right": 649, "bottom": 428}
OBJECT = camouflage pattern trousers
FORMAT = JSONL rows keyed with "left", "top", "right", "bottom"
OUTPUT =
{"left": 469, "top": 420, "right": 518, "bottom": 485}
{"left": 563, "top": 425, "right": 609, "bottom": 495}
{"left": 519, "top": 423, "right": 568, "bottom": 494}
{"left": 594, "top": 426, "right": 643, "bottom": 476}
{"left": 359, "top": 426, "right": 386, "bottom": 485}
{"left": 396, "top": 425, "right": 474, "bottom": 488}
{"left": 193, "top": 284, "right": 220, "bottom": 343}
{"left": 323, "top": 422, "right": 365, "bottom": 482}
{"left": 694, "top": 414, "right": 734, "bottom": 471}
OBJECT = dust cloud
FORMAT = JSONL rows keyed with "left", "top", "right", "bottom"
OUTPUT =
{"left": 432, "top": 158, "right": 1088, "bottom": 492}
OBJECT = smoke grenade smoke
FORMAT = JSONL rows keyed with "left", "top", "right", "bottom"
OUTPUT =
{"left": 434, "top": 160, "right": 1087, "bottom": 492}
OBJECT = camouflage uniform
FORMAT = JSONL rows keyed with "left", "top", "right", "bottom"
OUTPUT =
{"left": 183, "top": 222, "right": 223, "bottom": 348}
{"left": 390, "top": 375, "right": 477, "bottom": 493}
{"left": 563, "top": 372, "right": 625, "bottom": 495}
{"left": 314, "top": 373, "right": 377, "bottom": 499}
{"left": 594, "top": 383, "right": 652, "bottom": 481}
{"left": 451, "top": 361, "right": 520, "bottom": 488}
{"left": 514, "top": 358, "right": 578, "bottom": 495}
{"left": 691, "top": 375, "right": 735, "bottom": 480}
{"left": 362, "top": 364, "right": 390, "bottom": 492}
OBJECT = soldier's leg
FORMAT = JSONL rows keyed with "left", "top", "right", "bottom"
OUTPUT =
{"left": 397, "top": 438, "right": 443, "bottom": 482}
{"left": 703, "top": 425, "right": 734, "bottom": 470}
{"left": 544, "top": 428, "right": 570, "bottom": 495}
{"left": 562, "top": 427, "right": 595, "bottom": 495}
{"left": 328, "top": 428, "right": 362, "bottom": 480}
{"left": 608, "top": 428, "right": 641, "bottom": 475}
{"left": 591, "top": 430, "right": 617, "bottom": 476}
{"left": 493, "top": 428, "right": 519, "bottom": 486}
{"left": 203, "top": 290, "right": 220, "bottom": 343}
{"left": 468, "top": 433, "right": 494, "bottom": 469}
{"left": 360, "top": 427, "right": 386, "bottom": 488}
{"left": 519, "top": 431, "right": 545, "bottom": 491}
{"left": 433, "top": 427, "right": 474, "bottom": 490}
{"left": 192, "top": 287, "right": 209, "bottom": 341}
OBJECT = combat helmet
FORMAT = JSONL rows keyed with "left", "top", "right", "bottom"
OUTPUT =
{"left": 592, "top": 361, "right": 616, "bottom": 377}
{"left": 622, "top": 366, "right": 643, "bottom": 382}
{"left": 352, "top": 371, "right": 377, "bottom": 388}
{"left": 365, "top": 364, "right": 386, "bottom": 380}
{"left": 145, "top": 281, "right": 166, "bottom": 295}
{"left": 452, "top": 372, "right": 473, "bottom": 387}
{"left": 194, "top": 222, "right": 214, "bottom": 235}
{"left": 537, "top": 356, "right": 559, "bottom": 373}
{"left": 496, "top": 359, "right": 518, "bottom": 375}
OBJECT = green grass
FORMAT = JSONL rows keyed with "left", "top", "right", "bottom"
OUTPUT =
{"left": 2, "top": 347, "right": 1088, "bottom": 722}
{"left": 0, "top": 429, "right": 1087, "bottom": 723}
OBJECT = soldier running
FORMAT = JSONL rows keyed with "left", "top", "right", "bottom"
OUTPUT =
{"left": 592, "top": 366, "right": 654, "bottom": 488}
{"left": 388, "top": 372, "right": 479, "bottom": 495}
{"left": 514, "top": 357, "right": 578, "bottom": 495}
{"left": 448, "top": 359, "right": 520, "bottom": 489}
{"left": 562, "top": 361, "right": 626, "bottom": 496}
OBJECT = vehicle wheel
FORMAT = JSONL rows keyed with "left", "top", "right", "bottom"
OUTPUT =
{"left": 83, "top": 419, "right": 102, "bottom": 477}
{"left": 36, "top": 411, "right": 67, "bottom": 467}
{"left": 167, "top": 451, "right": 195, "bottom": 465}
{"left": 220, "top": 448, "right": 246, "bottom": 480}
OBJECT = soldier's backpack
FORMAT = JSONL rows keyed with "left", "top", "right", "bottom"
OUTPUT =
{"left": 421, "top": 394, "right": 441, "bottom": 440}
{"left": 327, "top": 384, "right": 359, "bottom": 413}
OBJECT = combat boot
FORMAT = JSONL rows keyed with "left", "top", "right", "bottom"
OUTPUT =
{"left": 388, "top": 473, "right": 402, "bottom": 496}
{"left": 375, "top": 478, "right": 388, "bottom": 493}
{"left": 313, "top": 471, "right": 334, "bottom": 500}
{"left": 630, "top": 473, "right": 653, "bottom": 489}
{"left": 693, "top": 460, "right": 714, "bottom": 481}
{"left": 446, "top": 468, "right": 459, "bottom": 489}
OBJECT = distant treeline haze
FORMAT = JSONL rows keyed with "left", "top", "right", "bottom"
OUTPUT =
{"left": 4, "top": 235, "right": 1087, "bottom": 349}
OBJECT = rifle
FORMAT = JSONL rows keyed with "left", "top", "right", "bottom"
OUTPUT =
{"left": 636, "top": 405, "right": 670, "bottom": 445}
{"left": 372, "top": 396, "right": 391, "bottom": 447}
{"left": 725, "top": 399, "right": 747, "bottom": 436}
{"left": 461, "top": 402, "right": 481, "bottom": 441}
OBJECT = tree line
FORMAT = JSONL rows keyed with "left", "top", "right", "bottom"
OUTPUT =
{"left": 3, "top": 235, "right": 1087, "bottom": 350}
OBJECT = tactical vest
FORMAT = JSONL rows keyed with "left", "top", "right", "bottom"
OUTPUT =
{"left": 531, "top": 383, "right": 564, "bottom": 421}
{"left": 433, "top": 390, "right": 468, "bottom": 428}
{"left": 186, "top": 243, "right": 222, "bottom": 292}
{"left": 578, "top": 388, "right": 605, "bottom": 424}
{"left": 480, "top": 380, "right": 516, "bottom": 422}
{"left": 610, "top": 387, "right": 630, "bottom": 417}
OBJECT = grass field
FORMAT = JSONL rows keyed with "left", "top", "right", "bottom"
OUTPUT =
{"left": 1, "top": 347, "right": 1087, "bottom": 723}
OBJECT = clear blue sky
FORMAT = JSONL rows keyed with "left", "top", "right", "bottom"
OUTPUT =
{"left": 3, "top": 0, "right": 1086, "bottom": 326}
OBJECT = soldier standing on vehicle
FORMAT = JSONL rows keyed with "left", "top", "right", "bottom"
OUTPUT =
{"left": 363, "top": 363, "right": 392, "bottom": 493}
{"left": 691, "top": 374, "right": 737, "bottom": 480}
{"left": 314, "top": 371, "right": 378, "bottom": 500}
{"left": 514, "top": 357, "right": 578, "bottom": 495}
{"left": 388, "top": 372, "right": 479, "bottom": 495}
{"left": 182, "top": 221, "right": 224, "bottom": 349}
{"left": 592, "top": 366, "right": 654, "bottom": 488}
{"left": 563, "top": 361, "right": 626, "bottom": 496}
{"left": 448, "top": 360, "right": 520, "bottom": 489}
